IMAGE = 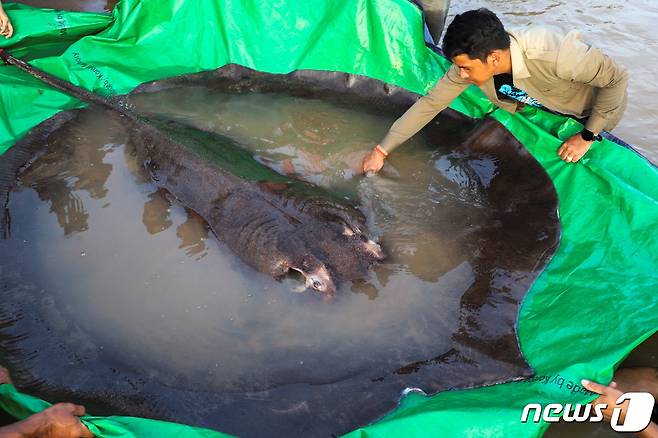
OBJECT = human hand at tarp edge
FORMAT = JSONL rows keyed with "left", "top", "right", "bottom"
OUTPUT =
{"left": 0, "top": 2, "right": 13, "bottom": 39}
{"left": 582, "top": 379, "right": 658, "bottom": 437}
{"left": 0, "top": 403, "right": 94, "bottom": 438}
{"left": 361, "top": 145, "right": 387, "bottom": 175}
{"left": 558, "top": 132, "right": 594, "bottom": 163}
{"left": 0, "top": 366, "right": 93, "bottom": 438}
{"left": 581, "top": 379, "right": 627, "bottom": 423}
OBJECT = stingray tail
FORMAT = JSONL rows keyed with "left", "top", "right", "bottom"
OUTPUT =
{"left": 0, "top": 49, "right": 126, "bottom": 116}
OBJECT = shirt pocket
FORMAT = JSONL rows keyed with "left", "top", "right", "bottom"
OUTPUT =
{"left": 539, "top": 79, "right": 577, "bottom": 97}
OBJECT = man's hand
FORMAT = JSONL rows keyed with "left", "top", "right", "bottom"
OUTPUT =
{"left": 583, "top": 374, "right": 658, "bottom": 438}
{"left": 361, "top": 147, "right": 386, "bottom": 175}
{"left": 28, "top": 403, "right": 93, "bottom": 438}
{"left": 558, "top": 133, "right": 593, "bottom": 163}
{"left": 581, "top": 379, "right": 627, "bottom": 423}
{"left": 0, "top": 6, "right": 13, "bottom": 39}
{"left": 0, "top": 403, "right": 93, "bottom": 438}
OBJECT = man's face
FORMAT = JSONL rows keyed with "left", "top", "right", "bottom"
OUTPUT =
{"left": 452, "top": 53, "right": 496, "bottom": 86}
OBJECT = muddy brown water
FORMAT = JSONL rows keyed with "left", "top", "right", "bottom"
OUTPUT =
{"left": 2, "top": 93, "right": 486, "bottom": 393}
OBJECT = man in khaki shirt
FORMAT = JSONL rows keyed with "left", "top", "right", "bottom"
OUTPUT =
{"left": 362, "top": 8, "right": 628, "bottom": 173}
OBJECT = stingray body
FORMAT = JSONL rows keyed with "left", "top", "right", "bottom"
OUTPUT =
{"left": 0, "top": 51, "right": 383, "bottom": 295}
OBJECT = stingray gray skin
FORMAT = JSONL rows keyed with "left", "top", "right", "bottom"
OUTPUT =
{"left": 131, "top": 116, "right": 384, "bottom": 295}
{"left": 0, "top": 50, "right": 383, "bottom": 296}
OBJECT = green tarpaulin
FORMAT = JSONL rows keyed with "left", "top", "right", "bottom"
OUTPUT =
{"left": 0, "top": 0, "right": 656, "bottom": 436}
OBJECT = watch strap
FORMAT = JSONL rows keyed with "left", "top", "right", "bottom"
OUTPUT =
{"left": 581, "top": 129, "right": 602, "bottom": 142}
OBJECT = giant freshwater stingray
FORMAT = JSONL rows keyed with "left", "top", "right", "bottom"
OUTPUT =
{"left": 0, "top": 50, "right": 384, "bottom": 296}
{"left": 0, "top": 59, "right": 561, "bottom": 437}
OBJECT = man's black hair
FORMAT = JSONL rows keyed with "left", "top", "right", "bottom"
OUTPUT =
{"left": 441, "top": 8, "right": 510, "bottom": 62}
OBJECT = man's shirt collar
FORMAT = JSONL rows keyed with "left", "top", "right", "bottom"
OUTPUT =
{"left": 508, "top": 32, "right": 531, "bottom": 80}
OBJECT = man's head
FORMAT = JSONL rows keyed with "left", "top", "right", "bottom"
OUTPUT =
{"left": 442, "top": 8, "right": 511, "bottom": 86}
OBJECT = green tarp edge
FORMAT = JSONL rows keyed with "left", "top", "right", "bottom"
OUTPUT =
{"left": 0, "top": 383, "right": 229, "bottom": 437}
{"left": 0, "top": 1, "right": 656, "bottom": 437}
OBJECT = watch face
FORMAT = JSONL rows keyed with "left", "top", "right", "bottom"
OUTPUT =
{"left": 581, "top": 129, "right": 594, "bottom": 141}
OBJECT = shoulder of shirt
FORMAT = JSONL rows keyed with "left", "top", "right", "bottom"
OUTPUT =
{"left": 508, "top": 25, "right": 575, "bottom": 61}
{"left": 508, "top": 26, "right": 571, "bottom": 51}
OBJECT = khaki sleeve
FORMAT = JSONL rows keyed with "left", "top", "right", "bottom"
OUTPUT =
{"left": 556, "top": 31, "right": 629, "bottom": 133}
{"left": 380, "top": 65, "right": 468, "bottom": 154}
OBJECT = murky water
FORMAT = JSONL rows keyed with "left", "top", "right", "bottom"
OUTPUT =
{"left": 130, "top": 89, "right": 387, "bottom": 190}
{"left": 129, "top": 89, "right": 490, "bottom": 258}
{"left": 1, "top": 91, "right": 490, "bottom": 394}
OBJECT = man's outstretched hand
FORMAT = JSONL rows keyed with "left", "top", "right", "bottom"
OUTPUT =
{"left": 362, "top": 146, "right": 386, "bottom": 174}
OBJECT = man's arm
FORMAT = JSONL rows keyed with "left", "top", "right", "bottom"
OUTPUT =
{"left": 361, "top": 65, "right": 468, "bottom": 173}
{"left": 555, "top": 31, "right": 628, "bottom": 163}
{"left": 556, "top": 31, "right": 629, "bottom": 134}
{"left": 380, "top": 65, "right": 468, "bottom": 154}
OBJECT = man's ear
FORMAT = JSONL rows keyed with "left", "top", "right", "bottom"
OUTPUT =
{"left": 488, "top": 51, "right": 500, "bottom": 66}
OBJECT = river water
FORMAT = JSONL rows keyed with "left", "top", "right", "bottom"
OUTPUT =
{"left": 6, "top": 0, "right": 658, "bottom": 436}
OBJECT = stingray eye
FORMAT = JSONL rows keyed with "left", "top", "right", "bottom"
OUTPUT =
{"left": 312, "top": 280, "right": 323, "bottom": 290}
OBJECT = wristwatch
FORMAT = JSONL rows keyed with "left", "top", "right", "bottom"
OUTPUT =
{"left": 580, "top": 129, "right": 603, "bottom": 142}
